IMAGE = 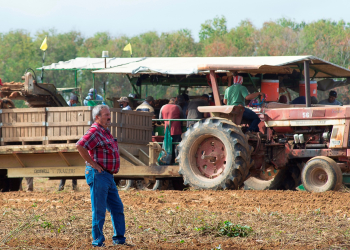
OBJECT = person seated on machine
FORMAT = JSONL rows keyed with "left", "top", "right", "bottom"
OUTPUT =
{"left": 290, "top": 96, "right": 318, "bottom": 105}
{"left": 223, "top": 75, "right": 264, "bottom": 133}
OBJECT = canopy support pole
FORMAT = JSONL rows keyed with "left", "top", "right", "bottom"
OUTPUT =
{"left": 126, "top": 75, "right": 141, "bottom": 98}
{"left": 74, "top": 70, "right": 77, "bottom": 88}
{"left": 247, "top": 73, "right": 258, "bottom": 91}
{"left": 93, "top": 73, "right": 96, "bottom": 99}
{"left": 304, "top": 60, "right": 311, "bottom": 107}
{"left": 209, "top": 70, "right": 221, "bottom": 106}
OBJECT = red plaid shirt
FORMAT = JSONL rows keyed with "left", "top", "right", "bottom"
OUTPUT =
{"left": 76, "top": 122, "right": 120, "bottom": 173}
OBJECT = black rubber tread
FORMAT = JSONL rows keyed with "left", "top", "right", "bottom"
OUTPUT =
{"left": 136, "top": 179, "right": 161, "bottom": 191}
{"left": 302, "top": 156, "right": 342, "bottom": 192}
{"left": 115, "top": 179, "right": 134, "bottom": 191}
{"left": 244, "top": 169, "right": 287, "bottom": 190}
{"left": 177, "top": 118, "right": 253, "bottom": 190}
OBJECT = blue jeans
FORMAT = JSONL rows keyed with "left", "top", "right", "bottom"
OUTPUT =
{"left": 243, "top": 108, "right": 260, "bottom": 132}
{"left": 85, "top": 166, "right": 126, "bottom": 246}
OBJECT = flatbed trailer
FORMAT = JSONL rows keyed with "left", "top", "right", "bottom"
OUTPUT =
{"left": 0, "top": 106, "right": 180, "bottom": 191}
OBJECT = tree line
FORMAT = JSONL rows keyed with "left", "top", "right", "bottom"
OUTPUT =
{"left": 1, "top": 16, "right": 350, "bottom": 105}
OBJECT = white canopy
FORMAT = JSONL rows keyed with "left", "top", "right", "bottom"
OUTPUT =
{"left": 38, "top": 57, "right": 145, "bottom": 70}
{"left": 92, "top": 56, "right": 350, "bottom": 78}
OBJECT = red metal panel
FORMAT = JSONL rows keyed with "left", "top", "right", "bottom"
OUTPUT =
{"left": 209, "top": 70, "right": 221, "bottom": 106}
{"left": 264, "top": 106, "right": 350, "bottom": 121}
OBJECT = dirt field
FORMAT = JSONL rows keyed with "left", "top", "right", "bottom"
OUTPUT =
{"left": 1, "top": 178, "right": 350, "bottom": 249}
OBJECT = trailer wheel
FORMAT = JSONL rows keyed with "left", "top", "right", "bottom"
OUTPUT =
{"left": 0, "top": 170, "right": 22, "bottom": 192}
{"left": 115, "top": 179, "right": 134, "bottom": 191}
{"left": 177, "top": 118, "right": 253, "bottom": 190}
{"left": 9, "top": 178, "right": 22, "bottom": 191}
{"left": 244, "top": 168, "right": 287, "bottom": 190}
{"left": 301, "top": 156, "right": 342, "bottom": 192}
{"left": 136, "top": 179, "right": 160, "bottom": 191}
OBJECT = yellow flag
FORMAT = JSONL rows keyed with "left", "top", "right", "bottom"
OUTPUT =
{"left": 40, "top": 36, "right": 48, "bottom": 51}
{"left": 123, "top": 43, "right": 132, "bottom": 55}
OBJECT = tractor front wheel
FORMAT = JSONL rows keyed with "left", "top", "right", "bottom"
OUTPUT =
{"left": 301, "top": 156, "right": 342, "bottom": 192}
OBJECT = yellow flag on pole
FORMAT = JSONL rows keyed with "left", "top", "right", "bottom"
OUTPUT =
{"left": 123, "top": 43, "right": 132, "bottom": 55}
{"left": 40, "top": 36, "right": 48, "bottom": 51}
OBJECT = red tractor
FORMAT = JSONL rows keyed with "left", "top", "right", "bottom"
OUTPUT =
{"left": 177, "top": 61, "right": 347, "bottom": 192}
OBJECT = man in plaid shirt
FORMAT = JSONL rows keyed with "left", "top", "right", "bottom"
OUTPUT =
{"left": 76, "top": 105, "right": 128, "bottom": 247}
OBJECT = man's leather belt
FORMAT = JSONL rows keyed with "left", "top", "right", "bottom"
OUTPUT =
{"left": 103, "top": 169, "right": 114, "bottom": 175}
{"left": 86, "top": 162, "right": 114, "bottom": 175}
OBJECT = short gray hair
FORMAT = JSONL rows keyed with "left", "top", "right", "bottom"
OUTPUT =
{"left": 92, "top": 105, "right": 109, "bottom": 121}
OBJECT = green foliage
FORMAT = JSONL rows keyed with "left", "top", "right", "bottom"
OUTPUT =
{"left": 1, "top": 17, "right": 350, "bottom": 102}
{"left": 216, "top": 221, "right": 253, "bottom": 237}
{"left": 199, "top": 15, "right": 228, "bottom": 43}
{"left": 40, "top": 221, "right": 52, "bottom": 229}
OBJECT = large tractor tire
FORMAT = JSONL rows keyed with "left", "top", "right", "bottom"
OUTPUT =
{"left": 301, "top": 156, "right": 343, "bottom": 192}
{"left": 177, "top": 118, "right": 253, "bottom": 190}
{"left": 244, "top": 168, "right": 287, "bottom": 190}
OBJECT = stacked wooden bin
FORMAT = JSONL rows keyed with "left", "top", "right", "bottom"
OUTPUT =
{"left": 0, "top": 107, "right": 153, "bottom": 146}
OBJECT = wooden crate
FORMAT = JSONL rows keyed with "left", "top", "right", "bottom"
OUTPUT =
{"left": 110, "top": 109, "right": 153, "bottom": 145}
{"left": 0, "top": 108, "right": 46, "bottom": 145}
{"left": 46, "top": 106, "right": 93, "bottom": 143}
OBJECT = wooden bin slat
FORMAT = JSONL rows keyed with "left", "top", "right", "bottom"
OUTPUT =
{"left": 0, "top": 107, "right": 152, "bottom": 146}
{"left": 1, "top": 108, "right": 46, "bottom": 145}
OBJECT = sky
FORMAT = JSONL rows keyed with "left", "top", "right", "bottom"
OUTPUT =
{"left": 1, "top": 0, "right": 350, "bottom": 41}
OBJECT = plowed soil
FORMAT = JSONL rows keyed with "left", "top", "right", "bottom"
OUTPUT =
{"left": 1, "top": 178, "right": 350, "bottom": 249}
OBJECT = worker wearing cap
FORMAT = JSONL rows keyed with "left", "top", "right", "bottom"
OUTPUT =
{"left": 223, "top": 75, "right": 262, "bottom": 132}
{"left": 136, "top": 96, "right": 155, "bottom": 113}
{"left": 84, "top": 88, "right": 104, "bottom": 106}
{"left": 117, "top": 97, "right": 132, "bottom": 110}
{"left": 67, "top": 94, "right": 78, "bottom": 107}
{"left": 319, "top": 90, "right": 341, "bottom": 105}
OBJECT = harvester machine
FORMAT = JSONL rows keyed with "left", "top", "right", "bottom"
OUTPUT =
{"left": 0, "top": 70, "right": 67, "bottom": 107}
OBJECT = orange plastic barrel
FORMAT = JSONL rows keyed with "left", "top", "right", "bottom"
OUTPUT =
{"left": 261, "top": 80, "right": 279, "bottom": 102}
{"left": 299, "top": 81, "right": 317, "bottom": 97}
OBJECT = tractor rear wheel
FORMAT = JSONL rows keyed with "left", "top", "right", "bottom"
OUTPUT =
{"left": 301, "top": 156, "right": 342, "bottom": 192}
{"left": 177, "top": 118, "right": 253, "bottom": 190}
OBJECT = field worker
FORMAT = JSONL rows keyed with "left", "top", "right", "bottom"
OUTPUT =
{"left": 290, "top": 96, "right": 318, "bottom": 105}
{"left": 223, "top": 75, "right": 262, "bottom": 133}
{"left": 24, "top": 177, "right": 33, "bottom": 192}
{"left": 117, "top": 97, "right": 132, "bottom": 110}
{"left": 67, "top": 94, "right": 78, "bottom": 107}
{"left": 84, "top": 88, "right": 104, "bottom": 106}
{"left": 319, "top": 90, "right": 341, "bottom": 105}
{"left": 76, "top": 105, "right": 129, "bottom": 247}
{"left": 159, "top": 98, "right": 184, "bottom": 162}
{"left": 136, "top": 96, "right": 155, "bottom": 113}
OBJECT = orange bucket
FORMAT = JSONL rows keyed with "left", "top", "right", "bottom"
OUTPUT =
{"left": 261, "top": 80, "right": 279, "bottom": 102}
{"left": 299, "top": 81, "right": 317, "bottom": 97}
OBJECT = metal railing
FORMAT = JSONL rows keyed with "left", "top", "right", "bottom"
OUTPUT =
{"left": 152, "top": 118, "right": 200, "bottom": 144}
